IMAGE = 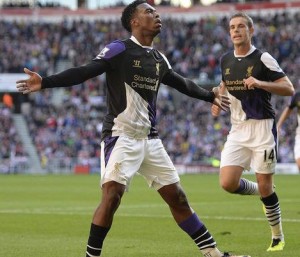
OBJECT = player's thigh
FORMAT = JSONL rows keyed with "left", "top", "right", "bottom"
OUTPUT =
{"left": 139, "top": 139, "right": 179, "bottom": 190}
{"left": 221, "top": 141, "right": 251, "bottom": 170}
{"left": 101, "top": 136, "right": 144, "bottom": 188}
{"left": 251, "top": 137, "right": 277, "bottom": 174}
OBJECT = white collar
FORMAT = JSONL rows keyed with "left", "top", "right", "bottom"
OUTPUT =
{"left": 234, "top": 45, "right": 256, "bottom": 58}
{"left": 130, "top": 36, "right": 153, "bottom": 50}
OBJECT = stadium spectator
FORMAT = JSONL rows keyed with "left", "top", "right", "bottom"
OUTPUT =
{"left": 277, "top": 90, "right": 300, "bottom": 172}
{"left": 2, "top": 93, "right": 14, "bottom": 110}
{"left": 211, "top": 12, "right": 294, "bottom": 252}
{"left": 1, "top": 1, "right": 68, "bottom": 9}
{"left": 15, "top": 2, "right": 254, "bottom": 257}
{"left": 0, "top": 104, "right": 28, "bottom": 173}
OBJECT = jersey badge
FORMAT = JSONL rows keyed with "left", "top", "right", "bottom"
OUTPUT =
{"left": 246, "top": 66, "right": 254, "bottom": 77}
{"left": 112, "top": 162, "right": 122, "bottom": 175}
{"left": 96, "top": 47, "right": 110, "bottom": 59}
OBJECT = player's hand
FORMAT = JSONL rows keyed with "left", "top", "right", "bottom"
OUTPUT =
{"left": 277, "top": 125, "right": 283, "bottom": 135}
{"left": 243, "top": 76, "right": 260, "bottom": 90}
{"left": 211, "top": 103, "right": 221, "bottom": 116}
{"left": 16, "top": 68, "right": 42, "bottom": 94}
{"left": 211, "top": 82, "right": 229, "bottom": 115}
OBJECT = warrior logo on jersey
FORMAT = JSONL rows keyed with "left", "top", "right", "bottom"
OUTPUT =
{"left": 133, "top": 60, "right": 141, "bottom": 68}
{"left": 225, "top": 68, "right": 230, "bottom": 75}
{"left": 246, "top": 66, "right": 254, "bottom": 77}
{"left": 96, "top": 47, "right": 110, "bottom": 59}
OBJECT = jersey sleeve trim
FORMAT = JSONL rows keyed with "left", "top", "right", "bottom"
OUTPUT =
{"left": 94, "top": 40, "right": 126, "bottom": 60}
{"left": 261, "top": 52, "right": 284, "bottom": 73}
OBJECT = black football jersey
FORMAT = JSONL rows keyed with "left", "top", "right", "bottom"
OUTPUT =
{"left": 93, "top": 37, "right": 171, "bottom": 140}
{"left": 42, "top": 36, "right": 214, "bottom": 141}
{"left": 221, "top": 46, "right": 286, "bottom": 124}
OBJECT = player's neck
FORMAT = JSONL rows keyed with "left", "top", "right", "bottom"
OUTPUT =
{"left": 132, "top": 33, "right": 153, "bottom": 47}
{"left": 234, "top": 43, "right": 251, "bottom": 56}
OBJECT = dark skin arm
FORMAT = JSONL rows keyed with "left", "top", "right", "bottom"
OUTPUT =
{"left": 162, "top": 70, "right": 230, "bottom": 112}
{"left": 16, "top": 60, "right": 108, "bottom": 93}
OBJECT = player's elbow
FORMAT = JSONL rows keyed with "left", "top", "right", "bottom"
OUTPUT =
{"left": 287, "top": 86, "right": 295, "bottom": 96}
{"left": 278, "top": 78, "right": 295, "bottom": 96}
{"left": 283, "top": 81, "right": 295, "bottom": 96}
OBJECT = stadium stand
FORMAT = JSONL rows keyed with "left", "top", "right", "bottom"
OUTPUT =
{"left": 0, "top": 2, "right": 299, "bottom": 173}
{"left": 0, "top": 104, "right": 29, "bottom": 173}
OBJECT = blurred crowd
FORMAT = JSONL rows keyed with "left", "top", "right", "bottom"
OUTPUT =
{"left": 0, "top": 104, "right": 29, "bottom": 173}
{"left": 0, "top": 11, "right": 299, "bottom": 172}
{"left": 1, "top": 1, "right": 69, "bottom": 9}
{"left": 0, "top": 0, "right": 272, "bottom": 9}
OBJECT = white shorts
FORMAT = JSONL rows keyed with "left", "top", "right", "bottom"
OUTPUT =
{"left": 294, "top": 133, "right": 300, "bottom": 159}
{"left": 100, "top": 136, "right": 179, "bottom": 191}
{"left": 220, "top": 119, "right": 277, "bottom": 174}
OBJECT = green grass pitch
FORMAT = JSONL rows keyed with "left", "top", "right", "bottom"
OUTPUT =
{"left": 0, "top": 173, "right": 299, "bottom": 257}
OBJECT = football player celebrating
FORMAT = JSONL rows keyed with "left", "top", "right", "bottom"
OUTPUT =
{"left": 17, "top": 1, "right": 249, "bottom": 257}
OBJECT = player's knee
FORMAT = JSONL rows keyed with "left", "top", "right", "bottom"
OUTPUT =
{"left": 220, "top": 180, "right": 237, "bottom": 193}
{"left": 103, "top": 190, "right": 123, "bottom": 211}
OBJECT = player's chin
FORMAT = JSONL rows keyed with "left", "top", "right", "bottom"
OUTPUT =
{"left": 154, "top": 26, "right": 161, "bottom": 35}
{"left": 152, "top": 29, "right": 161, "bottom": 37}
{"left": 232, "top": 38, "right": 244, "bottom": 46}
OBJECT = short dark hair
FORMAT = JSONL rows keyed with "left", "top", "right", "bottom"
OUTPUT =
{"left": 121, "top": 0, "right": 147, "bottom": 32}
{"left": 230, "top": 12, "right": 254, "bottom": 29}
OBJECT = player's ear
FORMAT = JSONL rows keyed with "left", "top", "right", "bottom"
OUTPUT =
{"left": 131, "top": 17, "right": 138, "bottom": 28}
{"left": 249, "top": 26, "right": 254, "bottom": 37}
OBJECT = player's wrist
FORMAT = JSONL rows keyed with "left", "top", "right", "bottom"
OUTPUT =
{"left": 209, "top": 90, "right": 216, "bottom": 103}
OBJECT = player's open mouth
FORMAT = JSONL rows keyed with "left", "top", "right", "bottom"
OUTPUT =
{"left": 155, "top": 19, "right": 162, "bottom": 27}
{"left": 233, "top": 35, "right": 242, "bottom": 39}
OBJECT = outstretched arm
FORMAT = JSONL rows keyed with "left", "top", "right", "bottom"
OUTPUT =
{"left": 16, "top": 60, "right": 108, "bottom": 94}
{"left": 162, "top": 71, "right": 230, "bottom": 112}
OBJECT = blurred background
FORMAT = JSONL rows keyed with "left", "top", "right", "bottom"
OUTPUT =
{"left": 0, "top": 0, "right": 299, "bottom": 174}
{"left": 0, "top": 0, "right": 263, "bottom": 9}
